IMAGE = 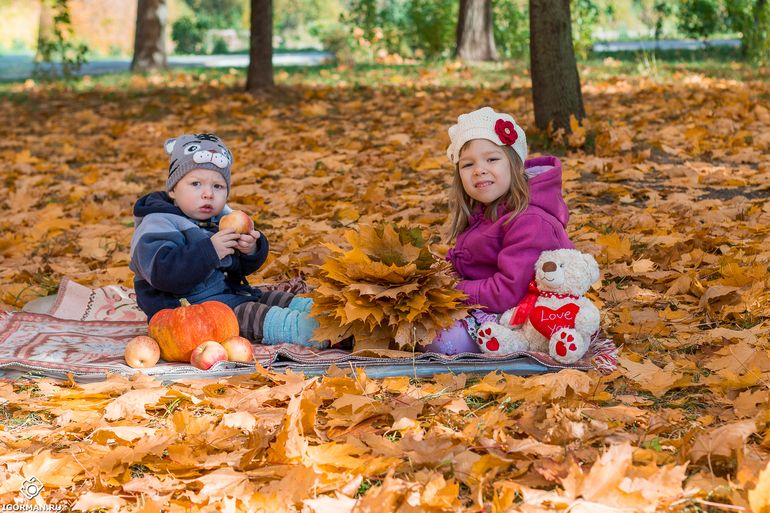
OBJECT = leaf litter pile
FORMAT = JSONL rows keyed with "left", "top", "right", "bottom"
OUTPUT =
{"left": 309, "top": 223, "right": 469, "bottom": 350}
{"left": 1, "top": 62, "right": 770, "bottom": 511}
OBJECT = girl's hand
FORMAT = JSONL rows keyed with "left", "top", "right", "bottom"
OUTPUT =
{"left": 235, "top": 229, "right": 261, "bottom": 254}
{"left": 211, "top": 228, "right": 240, "bottom": 259}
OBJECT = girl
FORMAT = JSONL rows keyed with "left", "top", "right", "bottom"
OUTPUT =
{"left": 420, "top": 106, "right": 575, "bottom": 355}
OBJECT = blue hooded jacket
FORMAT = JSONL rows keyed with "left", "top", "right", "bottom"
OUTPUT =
{"left": 129, "top": 191, "right": 269, "bottom": 321}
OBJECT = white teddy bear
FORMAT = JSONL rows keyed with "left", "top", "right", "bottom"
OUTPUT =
{"left": 476, "top": 248, "right": 601, "bottom": 364}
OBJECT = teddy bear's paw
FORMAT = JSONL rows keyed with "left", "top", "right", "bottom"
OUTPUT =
{"left": 477, "top": 322, "right": 532, "bottom": 354}
{"left": 477, "top": 323, "right": 507, "bottom": 353}
{"left": 549, "top": 328, "right": 588, "bottom": 364}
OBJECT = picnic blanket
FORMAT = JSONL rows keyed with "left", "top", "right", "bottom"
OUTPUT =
{"left": 0, "top": 278, "right": 618, "bottom": 381}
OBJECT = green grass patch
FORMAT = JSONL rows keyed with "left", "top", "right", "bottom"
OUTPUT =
{"left": 581, "top": 44, "right": 760, "bottom": 83}
{"left": 1, "top": 44, "right": 765, "bottom": 101}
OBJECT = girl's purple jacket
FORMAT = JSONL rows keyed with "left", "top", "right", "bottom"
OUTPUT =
{"left": 447, "top": 155, "right": 575, "bottom": 313}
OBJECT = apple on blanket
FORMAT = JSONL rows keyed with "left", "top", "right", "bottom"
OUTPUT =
{"left": 476, "top": 249, "right": 602, "bottom": 365}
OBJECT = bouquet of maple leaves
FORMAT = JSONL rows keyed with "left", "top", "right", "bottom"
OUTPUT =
{"left": 308, "top": 224, "right": 470, "bottom": 350}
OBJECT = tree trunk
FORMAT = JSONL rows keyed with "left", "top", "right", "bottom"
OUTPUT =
{"left": 529, "top": 0, "right": 585, "bottom": 132}
{"left": 751, "top": 0, "right": 768, "bottom": 56}
{"left": 131, "top": 0, "right": 169, "bottom": 72}
{"left": 36, "top": 0, "right": 55, "bottom": 60}
{"left": 456, "top": 0, "right": 498, "bottom": 62}
{"left": 246, "top": 0, "right": 274, "bottom": 91}
{"left": 756, "top": 0, "right": 768, "bottom": 24}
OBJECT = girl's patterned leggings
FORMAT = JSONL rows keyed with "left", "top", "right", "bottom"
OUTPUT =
{"left": 418, "top": 309, "right": 501, "bottom": 355}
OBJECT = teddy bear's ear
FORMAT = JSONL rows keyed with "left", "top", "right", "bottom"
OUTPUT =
{"left": 583, "top": 252, "right": 601, "bottom": 284}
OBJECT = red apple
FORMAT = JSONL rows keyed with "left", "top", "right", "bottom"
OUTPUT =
{"left": 190, "top": 341, "right": 228, "bottom": 370}
{"left": 124, "top": 336, "right": 161, "bottom": 369}
{"left": 219, "top": 210, "right": 254, "bottom": 234}
{"left": 220, "top": 336, "right": 255, "bottom": 362}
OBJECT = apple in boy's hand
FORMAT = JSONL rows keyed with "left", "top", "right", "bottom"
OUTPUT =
{"left": 220, "top": 336, "right": 255, "bottom": 362}
{"left": 124, "top": 336, "right": 161, "bottom": 368}
{"left": 219, "top": 210, "right": 254, "bottom": 234}
{"left": 190, "top": 341, "right": 228, "bottom": 370}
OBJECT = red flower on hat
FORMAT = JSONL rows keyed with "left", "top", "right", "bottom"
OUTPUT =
{"left": 495, "top": 119, "right": 518, "bottom": 145}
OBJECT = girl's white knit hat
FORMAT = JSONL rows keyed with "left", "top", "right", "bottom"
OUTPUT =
{"left": 446, "top": 107, "right": 527, "bottom": 165}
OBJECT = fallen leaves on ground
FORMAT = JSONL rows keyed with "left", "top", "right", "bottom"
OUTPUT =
{"left": 0, "top": 60, "right": 770, "bottom": 510}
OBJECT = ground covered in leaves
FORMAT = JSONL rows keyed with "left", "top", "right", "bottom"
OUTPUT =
{"left": 1, "top": 56, "right": 770, "bottom": 511}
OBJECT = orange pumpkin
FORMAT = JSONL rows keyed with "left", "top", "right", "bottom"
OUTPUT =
{"left": 149, "top": 299, "right": 239, "bottom": 362}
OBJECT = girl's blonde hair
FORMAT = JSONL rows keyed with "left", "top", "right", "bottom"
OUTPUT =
{"left": 447, "top": 141, "right": 529, "bottom": 241}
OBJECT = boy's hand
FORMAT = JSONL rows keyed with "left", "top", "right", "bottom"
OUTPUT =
{"left": 235, "top": 229, "right": 261, "bottom": 254}
{"left": 210, "top": 228, "right": 240, "bottom": 259}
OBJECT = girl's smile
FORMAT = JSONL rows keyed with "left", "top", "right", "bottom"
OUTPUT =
{"left": 458, "top": 139, "right": 512, "bottom": 205}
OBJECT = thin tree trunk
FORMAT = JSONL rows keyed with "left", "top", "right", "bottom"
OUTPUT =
{"left": 456, "top": 0, "right": 498, "bottom": 62}
{"left": 131, "top": 0, "right": 169, "bottom": 72}
{"left": 756, "top": 0, "right": 767, "bottom": 23}
{"left": 752, "top": 0, "right": 768, "bottom": 55}
{"left": 246, "top": 0, "right": 274, "bottom": 91}
{"left": 529, "top": 0, "right": 585, "bottom": 132}
{"left": 36, "top": 0, "right": 55, "bottom": 60}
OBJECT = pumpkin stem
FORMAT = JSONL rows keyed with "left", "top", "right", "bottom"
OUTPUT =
{"left": 180, "top": 298, "right": 191, "bottom": 307}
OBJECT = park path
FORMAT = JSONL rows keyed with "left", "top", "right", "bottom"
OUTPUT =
{"left": 0, "top": 51, "right": 333, "bottom": 81}
{"left": 0, "top": 38, "right": 742, "bottom": 82}
{"left": 592, "top": 38, "right": 739, "bottom": 52}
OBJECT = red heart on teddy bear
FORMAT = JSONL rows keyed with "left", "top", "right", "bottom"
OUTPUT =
{"left": 529, "top": 303, "right": 580, "bottom": 339}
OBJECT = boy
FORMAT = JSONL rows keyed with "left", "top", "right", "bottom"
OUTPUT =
{"left": 129, "top": 133, "right": 326, "bottom": 348}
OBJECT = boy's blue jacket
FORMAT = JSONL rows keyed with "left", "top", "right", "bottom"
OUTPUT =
{"left": 129, "top": 191, "right": 268, "bottom": 321}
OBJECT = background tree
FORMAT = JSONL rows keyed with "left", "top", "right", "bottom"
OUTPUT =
{"left": 274, "top": 0, "right": 333, "bottom": 46}
{"left": 677, "top": 0, "right": 725, "bottom": 38}
{"left": 638, "top": 1, "right": 674, "bottom": 41}
{"left": 339, "top": 0, "right": 456, "bottom": 61}
{"left": 493, "top": 0, "right": 529, "bottom": 59}
{"left": 529, "top": 0, "right": 585, "bottom": 132}
{"left": 723, "top": 0, "right": 769, "bottom": 62}
{"left": 745, "top": 0, "right": 769, "bottom": 60}
{"left": 407, "top": 0, "right": 456, "bottom": 58}
{"left": 456, "top": 0, "right": 498, "bottom": 61}
{"left": 676, "top": 0, "right": 769, "bottom": 62}
{"left": 171, "top": 0, "right": 247, "bottom": 54}
{"left": 36, "top": 0, "right": 55, "bottom": 60}
{"left": 131, "top": 0, "right": 169, "bottom": 72}
{"left": 34, "top": 0, "right": 89, "bottom": 81}
{"left": 570, "top": 0, "right": 600, "bottom": 59}
{"left": 247, "top": 0, "right": 274, "bottom": 91}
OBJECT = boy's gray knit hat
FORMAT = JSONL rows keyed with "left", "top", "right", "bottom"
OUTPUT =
{"left": 164, "top": 133, "right": 233, "bottom": 194}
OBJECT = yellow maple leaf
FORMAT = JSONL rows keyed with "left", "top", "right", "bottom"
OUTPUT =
{"left": 685, "top": 126, "right": 708, "bottom": 139}
{"left": 595, "top": 232, "right": 632, "bottom": 262}
{"left": 82, "top": 167, "right": 99, "bottom": 185}
{"left": 689, "top": 420, "right": 756, "bottom": 463}
{"left": 658, "top": 307, "right": 687, "bottom": 320}
{"left": 617, "top": 356, "right": 681, "bottom": 397}
{"left": 750, "top": 461, "right": 770, "bottom": 513}
{"left": 567, "top": 114, "right": 586, "bottom": 147}
{"left": 300, "top": 102, "right": 328, "bottom": 117}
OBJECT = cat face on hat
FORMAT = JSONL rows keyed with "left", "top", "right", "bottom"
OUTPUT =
{"left": 165, "top": 133, "right": 233, "bottom": 194}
